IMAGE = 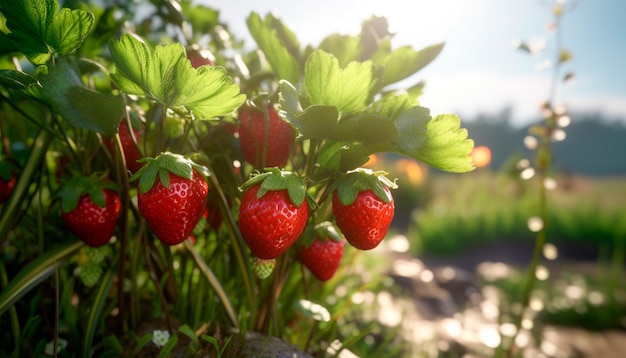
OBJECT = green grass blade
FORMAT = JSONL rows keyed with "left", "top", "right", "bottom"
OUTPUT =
{"left": 82, "top": 267, "right": 116, "bottom": 358}
{"left": 0, "top": 240, "right": 83, "bottom": 316}
{"left": 184, "top": 240, "right": 238, "bottom": 327}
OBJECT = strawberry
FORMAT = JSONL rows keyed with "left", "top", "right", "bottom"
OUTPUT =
{"left": 238, "top": 169, "right": 309, "bottom": 259}
{"left": 298, "top": 238, "right": 344, "bottom": 281}
{"left": 59, "top": 177, "right": 121, "bottom": 247}
{"left": 132, "top": 152, "right": 209, "bottom": 245}
{"left": 186, "top": 47, "right": 216, "bottom": 68}
{"left": 332, "top": 169, "right": 396, "bottom": 250}
{"left": 0, "top": 160, "right": 16, "bottom": 203}
{"left": 105, "top": 118, "right": 144, "bottom": 174}
{"left": 0, "top": 175, "right": 15, "bottom": 203}
{"left": 238, "top": 104, "right": 295, "bottom": 168}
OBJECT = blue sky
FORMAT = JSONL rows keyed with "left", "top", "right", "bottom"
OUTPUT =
{"left": 198, "top": 0, "right": 626, "bottom": 126}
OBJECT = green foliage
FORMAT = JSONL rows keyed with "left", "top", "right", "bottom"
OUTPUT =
{"left": 0, "top": 0, "right": 477, "bottom": 356}
{"left": 109, "top": 34, "right": 246, "bottom": 120}
{"left": 0, "top": 0, "right": 94, "bottom": 64}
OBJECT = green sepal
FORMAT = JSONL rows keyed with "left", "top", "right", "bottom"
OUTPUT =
{"left": 332, "top": 168, "right": 397, "bottom": 206}
{"left": 58, "top": 175, "right": 118, "bottom": 213}
{"left": 130, "top": 151, "right": 210, "bottom": 194}
{"left": 240, "top": 168, "right": 309, "bottom": 208}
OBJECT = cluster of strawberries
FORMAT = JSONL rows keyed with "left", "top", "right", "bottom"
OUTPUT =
{"left": 48, "top": 103, "right": 394, "bottom": 283}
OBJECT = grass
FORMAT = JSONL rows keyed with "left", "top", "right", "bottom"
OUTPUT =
{"left": 407, "top": 170, "right": 626, "bottom": 256}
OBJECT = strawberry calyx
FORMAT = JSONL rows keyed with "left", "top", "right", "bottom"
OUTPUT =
{"left": 240, "top": 167, "right": 312, "bottom": 208}
{"left": 58, "top": 174, "right": 118, "bottom": 213}
{"left": 131, "top": 151, "right": 210, "bottom": 194}
{"left": 332, "top": 168, "right": 397, "bottom": 206}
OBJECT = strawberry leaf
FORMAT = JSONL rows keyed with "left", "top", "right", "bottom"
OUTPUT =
{"left": 0, "top": 0, "right": 94, "bottom": 65}
{"left": 331, "top": 113, "right": 398, "bottom": 144}
{"left": 278, "top": 80, "right": 301, "bottom": 123}
{"left": 294, "top": 105, "right": 339, "bottom": 140}
{"left": 372, "top": 42, "right": 444, "bottom": 86}
{"left": 108, "top": 34, "right": 245, "bottom": 120}
{"left": 392, "top": 109, "right": 475, "bottom": 173}
{"left": 318, "top": 34, "right": 362, "bottom": 67}
{"left": 305, "top": 50, "right": 374, "bottom": 113}
{"left": 38, "top": 57, "right": 124, "bottom": 136}
{"left": 246, "top": 12, "right": 300, "bottom": 85}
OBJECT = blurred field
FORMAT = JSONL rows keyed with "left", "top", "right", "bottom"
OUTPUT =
{"left": 405, "top": 170, "right": 626, "bottom": 257}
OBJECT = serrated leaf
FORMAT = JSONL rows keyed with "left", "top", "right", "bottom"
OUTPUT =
{"left": 305, "top": 50, "right": 374, "bottom": 113}
{"left": 372, "top": 42, "right": 444, "bottom": 86}
{"left": 392, "top": 106, "right": 431, "bottom": 153}
{"left": 109, "top": 34, "right": 245, "bottom": 119}
{"left": 38, "top": 57, "right": 123, "bottom": 136}
{"left": 246, "top": 12, "right": 300, "bottom": 84}
{"left": 319, "top": 34, "right": 363, "bottom": 67}
{"left": 278, "top": 80, "right": 301, "bottom": 123}
{"left": 331, "top": 113, "right": 398, "bottom": 144}
{"left": 375, "top": 92, "right": 419, "bottom": 120}
{"left": 0, "top": 70, "right": 38, "bottom": 90}
{"left": 394, "top": 112, "right": 474, "bottom": 173}
{"left": 0, "top": 0, "right": 94, "bottom": 65}
{"left": 294, "top": 105, "right": 339, "bottom": 140}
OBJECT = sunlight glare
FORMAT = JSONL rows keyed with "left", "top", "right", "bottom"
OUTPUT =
{"left": 527, "top": 216, "right": 544, "bottom": 232}
{"left": 479, "top": 326, "right": 501, "bottom": 348}
{"left": 392, "top": 258, "right": 423, "bottom": 277}
{"left": 524, "top": 135, "right": 538, "bottom": 150}
{"left": 387, "top": 234, "right": 410, "bottom": 253}
{"left": 535, "top": 265, "right": 550, "bottom": 281}
{"left": 543, "top": 243, "right": 559, "bottom": 260}
{"left": 520, "top": 167, "right": 535, "bottom": 180}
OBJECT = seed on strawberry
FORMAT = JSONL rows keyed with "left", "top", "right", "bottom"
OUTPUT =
{"left": 238, "top": 104, "right": 295, "bottom": 168}
{"left": 332, "top": 169, "right": 396, "bottom": 250}
{"left": 59, "top": 177, "right": 121, "bottom": 247}
{"left": 298, "top": 238, "right": 344, "bottom": 281}
{"left": 132, "top": 152, "right": 209, "bottom": 245}
{"left": 238, "top": 169, "right": 309, "bottom": 259}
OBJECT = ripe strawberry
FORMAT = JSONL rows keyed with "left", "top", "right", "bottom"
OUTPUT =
{"left": 238, "top": 104, "right": 295, "bottom": 168}
{"left": 238, "top": 169, "right": 309, "bottom": 259}
{"left": 0, "top": 174, "right": 16, "bottom": 203}
{"left": 59, "top": 177, "right": 121, "bottom": 247}
{"left": 104, "top": 118, "right": 144, "bottom": 174}
{"left": 298, "top": 238, "right": 344, "bottom": 281}
{"left": 332, "top": 169, "right": 396, "bottom": 250}
{"left": 132, "top": 152, "right": 209, "bottom": 245}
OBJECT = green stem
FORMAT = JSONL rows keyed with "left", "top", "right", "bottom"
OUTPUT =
{"left": 0, "top": 262, "right": 20, "bottom": 348}
{"left": 0, "top": 126, "right": 53, "bottom": 245}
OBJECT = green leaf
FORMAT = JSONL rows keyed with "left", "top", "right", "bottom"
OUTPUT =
{"left": 246, "top": 12, "right": 300, "bottom": 84}
{"left": 393, "top": 111, "right": 475, "bottom": 173}
{"left": 0, "top": 0, "right": 94, "bottom": 64}
{"left": 294, "top": 105, "right": 339, "bottom": 140}
{"left": 109, "top": 34, "right": 245, "bottom": 119}
{"left": 82, "top": 268, "right": 115, "bottom": 358}
{"left": 178, "top": 325, "right": 199, "bottom": 347}
{"left": 131, "top": 333, "right": 154, "bottom": 357}
{"left": 305, "top": 50, "right": 374, "bottom": 113}
{"left": 278, "top": 80, "right": 301, "bottom": 124}
{"left": 0, "top": 70, "right": 38, "bottom": 90}
{"left": 375, "top": 92, "right": 419, "bottom": 120}
{"left": 372, "top": 42, "right": 445, "bottom": 86}
{"left": 0, "top": 240, "right": 83, "bottom": 316}
{"left": 331, "top": 113, "right": 399, "bottom": 144}
{"left": 38, "top": 57, "right": 123, "bottom": 136}
{"left": 318, "top": 34, "right": 363, "bottom": 67}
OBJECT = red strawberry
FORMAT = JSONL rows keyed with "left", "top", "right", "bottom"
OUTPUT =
{"left": 238, "top": 104, "right": 294, "bottom": 168}
{"left": 187, "top": 47, "right": 216, "bottom": 68}
{"left": 332, "top": 169, "right": 396, "bottom": 250}
{"left": 59, "top": 177, "right": 121, "bottom": 247}
{"left": 298, "top": 238, "right": 344, "bottom": 281}
{"left": 238, "top": 169, "right": 309, "bottom": 259}
{"left": 203, "top": 205, "right": 222, "bottom": 230}
{"left": 105, "top": 118, "right": 144, "bottom": 173}
{"left": 132, "top": 152, "right": 209, "bottom": 245}
{"left": 0, "top": 175, "right": 16, "bottom": 203}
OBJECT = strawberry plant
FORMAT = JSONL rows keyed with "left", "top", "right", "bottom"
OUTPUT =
{"left": 0, "top": 0, "right": 474, "bottom": 356}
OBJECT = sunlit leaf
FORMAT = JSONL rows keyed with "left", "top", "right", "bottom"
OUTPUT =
{"left": 108, "top": 33, "right": 245, "bottom": 119}
{"left": 319, "top": 34, "right": 363, "bottom": 67}
{"left": 393, "top": 109, "right": 475, "bottom": 173}
{"left": 331, "top": 113, "right": 398, "bottom": 144}
{"left": 372, "top": 42, "right": 444, "bottom": 86}
{"left": 293, "top": 105, "right": 339, "bottom": 140}
{"left": 0, "top": 0, "right": 94, "bottom": 64}
{"left": 246, "top": 12, "right": 300, "bottom": 84}
{"left": 305, "top": 50, "right": 374, "bottom": 113}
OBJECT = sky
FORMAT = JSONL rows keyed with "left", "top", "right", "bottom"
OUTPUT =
{"left": 198, "top": 0, "right": 626, "bottom": 127}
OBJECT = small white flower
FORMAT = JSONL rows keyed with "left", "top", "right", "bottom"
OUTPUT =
{"left": 44, "top": 338, "right": 68, "bottom": 356}
{"left": 152, "top": 330, "right": 170, "bottom": 348}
